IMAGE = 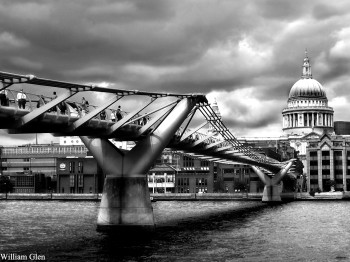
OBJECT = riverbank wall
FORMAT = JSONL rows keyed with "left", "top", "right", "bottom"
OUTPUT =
{"left": 1, "top": 192, "right": 350, "bottom": 201}
{"left": 0, "top": 193, "right": 102, "bottom": 200}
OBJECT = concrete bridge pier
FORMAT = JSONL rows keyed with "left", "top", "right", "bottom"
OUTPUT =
{"left": 252, "top": 161, "right": 293, "bottom": 202}
{"left": 98, "top": 173, "right": 154, "bottom": 231}
{"left": 262, "top": 184, "right": 282, "bottom": 202}
{"left": 80, "top": 97, "right": 199, "bottom": 231}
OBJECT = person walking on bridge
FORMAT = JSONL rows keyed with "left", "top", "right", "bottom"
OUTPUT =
{"left": 0, "top": 89, "right": 8, "bottom": 106}
{"left": 110, "top": 110, "right": 116, "bottom": 122}
{"left": 81, "top": 97, "right": 89, "bottom": 115}
{"left": 116, "top": 105, "right": 123, "bottom": 121}
{"left": 37, "top": 95, "right": 45, "bottom": 108}
{"left": 51, "top": 92, "right": 58, "bottom": 112}
{"left": 17, "top": 89, "right": 27, "bottom": 109}
{"left": 100, "top": 110, "right": 106, "bottom": 120}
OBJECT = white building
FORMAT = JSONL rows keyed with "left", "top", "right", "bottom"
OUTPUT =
{"left": 60, "top": 136, "right": 135, "bottom": 150}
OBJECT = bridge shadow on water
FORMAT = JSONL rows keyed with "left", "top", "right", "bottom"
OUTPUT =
{"left": 92, "top": 201, "right": 288, "bottom": 261}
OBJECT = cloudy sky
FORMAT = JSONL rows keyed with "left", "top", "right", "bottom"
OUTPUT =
{"left": 1, "top": 0, "right": 350, "bottom": 145}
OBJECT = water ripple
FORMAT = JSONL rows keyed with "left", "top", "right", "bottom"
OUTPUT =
{"left": 1, "top": 200, "right": 350, "bottom": 261}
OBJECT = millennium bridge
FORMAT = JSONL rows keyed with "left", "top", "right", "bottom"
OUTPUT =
{"left": 0, "top": 71, "right": 294, "bottom": 230}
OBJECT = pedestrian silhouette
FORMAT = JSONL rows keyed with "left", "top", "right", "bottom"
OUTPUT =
{"left": 116, "top": 106, "right": 123, "bottom": 121}
{"left": 0, "top": 89, "right": 8, "bottom": 106}
{"left": 100, "top": 110, "right": 106, "bottom": 120}
{"left": 17, "top": 89, "right": 27, "bottom": 109}
{"left": 81, "top": 97, "right": 89, "bottom": 115}
{"left": 110, "top": 111, "right": 116, "bottom": 122}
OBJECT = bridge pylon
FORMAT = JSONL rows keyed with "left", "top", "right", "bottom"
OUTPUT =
{"left": 80, "top": 97, "right": 200, "bottom": 231}
{"left": 251, "top": 161, "right": 293, "bottom": 202}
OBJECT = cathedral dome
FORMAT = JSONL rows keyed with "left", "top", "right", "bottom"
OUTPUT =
{"left": 288, "top": 50, "right": 327, "bottom": 99}
{"left": 282, "top": 50, "right": 334, "bottom": 136}
{"left": 289, "top": 78, "right": 326, "bottom": 99}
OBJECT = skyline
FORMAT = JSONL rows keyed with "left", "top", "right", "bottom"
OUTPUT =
{"left": 1, "top": 0, "right": 350, "bottom": 145}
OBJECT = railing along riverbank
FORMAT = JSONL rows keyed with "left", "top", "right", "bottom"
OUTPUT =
{"left": 1, "top": 192, "right": 350, "bottom": 201}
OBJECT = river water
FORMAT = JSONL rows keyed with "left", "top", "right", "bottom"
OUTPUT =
{"left": 1, "top": 200, "right": 350, "bottom": 261}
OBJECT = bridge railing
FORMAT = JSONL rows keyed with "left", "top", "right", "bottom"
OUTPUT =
{"left": 2, "top": 88, "right": 146, "bottom": 124}
{"left": 171, "top": 102, "right": 284, "bottom": 170}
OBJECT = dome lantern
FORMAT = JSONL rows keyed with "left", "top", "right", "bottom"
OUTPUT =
{"left": 302, "top": 49, "right": 312, "bottom": 79}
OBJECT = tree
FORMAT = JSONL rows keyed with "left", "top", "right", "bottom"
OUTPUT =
{"left": 257, "top": 180, "right": 265, "bottom": 193}
{"left": 325, "top": 180, "right": 336, "bottom": 192}
{"left": 213, "top": 168, "right": 225, "bottom": 193}
{"left": 294, "top": 159, "right": 304, "bottom": 175}
{"left": 0, "top": 176, "right": 13, "bottom": 193}
{"left": 282, "top": 173, "right": 297, "bottom": 192}
{"left": 234, "top": 181, "right": 247, "bottom": 191}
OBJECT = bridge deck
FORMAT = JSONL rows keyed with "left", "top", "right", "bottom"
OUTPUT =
{"left": 0, "top": 71, "right": 287, "bottom": 173}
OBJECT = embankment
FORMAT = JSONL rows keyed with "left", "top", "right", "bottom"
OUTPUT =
{"left": 0, "top": 192, "right": 349, "bottom": 201}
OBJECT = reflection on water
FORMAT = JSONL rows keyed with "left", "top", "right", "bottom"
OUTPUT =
{"left": 1, "top": 200, "right": 350, "bottom": 261}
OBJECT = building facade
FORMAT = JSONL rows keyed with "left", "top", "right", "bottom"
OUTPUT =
{"left": 148, "top": 164, "right": 177, "bottom": 193}
{"left": 307, "top": 134, "right": 350, "bottom": 192}
{"left": 334, "top": 121, "right": 350, "bottom": 135}
{"left": 56, "top": 157, "right": 103, "bottom": 193}
{"left": 0, "top": 144, "right": 89, "bottom": 192}
{"left": 8, "top": 173, "right": 47, "bottom": 193}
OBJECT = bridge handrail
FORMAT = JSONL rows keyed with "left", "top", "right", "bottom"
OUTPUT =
{"left": 196, "top": 102, "right": 283, "bottom": 167}
{"left": 0, "top": 71, "right": 207, "bottom": 101}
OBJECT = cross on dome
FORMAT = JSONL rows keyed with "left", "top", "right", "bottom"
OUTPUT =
{"left": 302, "top": 48, "right": 312, "bottom": 79}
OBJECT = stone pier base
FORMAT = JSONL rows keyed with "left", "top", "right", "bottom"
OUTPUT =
{"left": 262, "top": 185, "right": 282, "bottom": 202}
{"left": 97, "top": 175, "right": 154, "bottom": 231}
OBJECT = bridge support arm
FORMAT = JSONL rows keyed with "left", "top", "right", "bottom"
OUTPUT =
{"left": 80, "top": 97, "right": 198, "bottom": 231}
{"left": 252, "top": 161, "right": 293, "bottom": 202}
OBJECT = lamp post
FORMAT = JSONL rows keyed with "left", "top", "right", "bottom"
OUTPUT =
{"left": 4, "top": 181, "right": 7, "bottom": 199}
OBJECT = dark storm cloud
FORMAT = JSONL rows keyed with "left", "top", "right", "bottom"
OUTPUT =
{"left": 1, "top": 0, "right": 350, "bottom": 142}
{"left": 224, "top": 113, "right": 280, "bottom": 130}
{"left": 254, "top": 0, "right": 310, "bottom": 20}
{"left": 322, "top": 55, "right": 350, "bottom": 82}
{"left": 312, "top": 4, "right": 344, "bottom": 20}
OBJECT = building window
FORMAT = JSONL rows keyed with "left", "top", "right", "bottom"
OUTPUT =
{"left": 200, "top": 160, "right": 209, "bottom": 167}
{"left": 196, "top": 177, "right": 207, "bottom": 193}
{"left": 177, "top": 177, "right": 190, "bottom": 193}
{"left": 78, "top": 174, "right": 83, "bottom": 187}
{"left": 167, "top": 175, "right": 174, "bottom": 183}
{"left": 78, "top": 162, "right": 83, "bottom": 173}
{"left": 223, "top": 169, "right": 235, "bottom": 174}
{"left": 334, "top": 151, "right": 343, "bottom": 181}
{"left": 16, "top": 176, "right": 34, "bottom": 187}
{"left": 70, "top": 174, "right": 75, "bottom": 187}
{"left": 183, "top": 156, "right": 194, "bottom": 167}
{"left": 69, "top": 161, "right": 75, "bottom": 173}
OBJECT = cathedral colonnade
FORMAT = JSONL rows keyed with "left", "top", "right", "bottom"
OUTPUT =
{"left": 283, "top": 112, "right": 333, "bottom": 128}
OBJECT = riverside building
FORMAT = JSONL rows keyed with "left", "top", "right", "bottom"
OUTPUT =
{"left": 0, "top": 143, "right": 88, "bottom": 192}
